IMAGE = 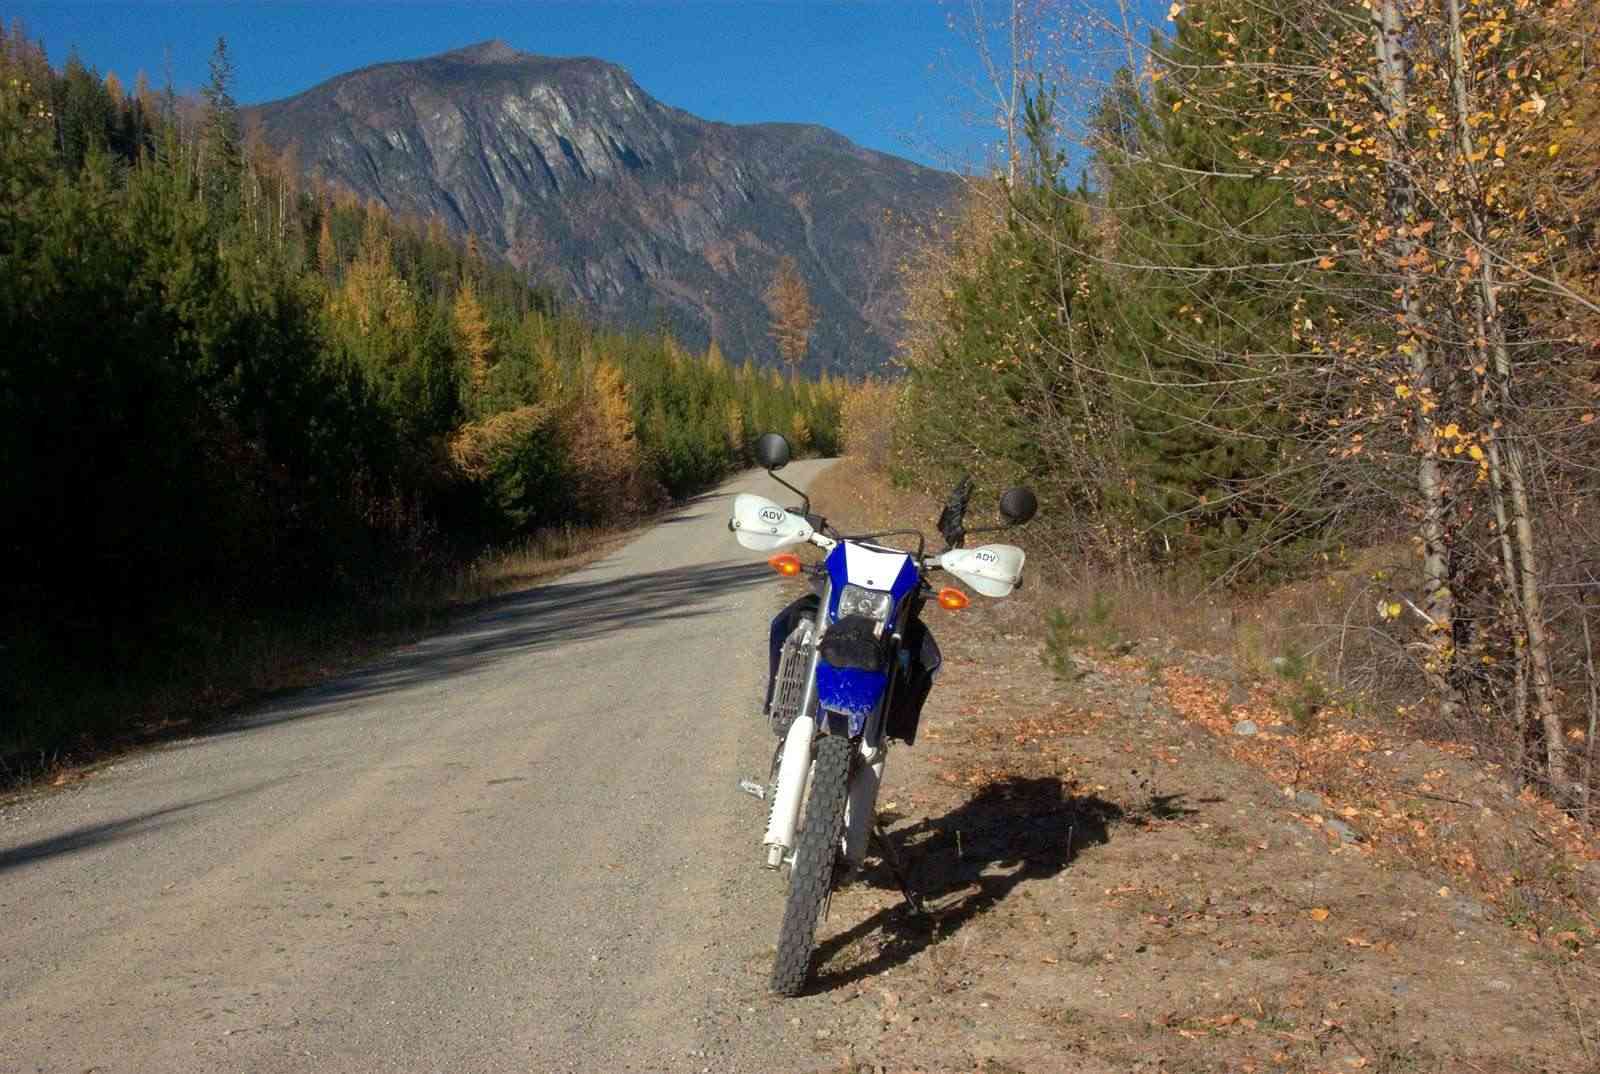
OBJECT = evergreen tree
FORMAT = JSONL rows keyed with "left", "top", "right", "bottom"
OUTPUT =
{"left": 53, "top": 49, "right": 114, "bottom": 172}
{"left": 199, "top": 37, "right": 241, "bottom": 215}
{"left": 901, "top": 82, "right": 1120, "bottom": 536}
{"left": 1094, "top": 6, "right": 1330, "bottom": 577}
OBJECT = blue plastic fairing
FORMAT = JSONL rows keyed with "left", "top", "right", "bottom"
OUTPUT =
{"left": 822, "top": 543, "right": 919, "bottom": 631}
{"left": 813, "top": 541, "right": 922, "bottom": 737}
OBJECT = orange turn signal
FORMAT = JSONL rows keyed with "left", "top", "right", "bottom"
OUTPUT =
{"left": 937, "top": 586, "right": 970, "bottom": 610}
{"left": 768, "top": 553, "right": 803, "bottom": 577}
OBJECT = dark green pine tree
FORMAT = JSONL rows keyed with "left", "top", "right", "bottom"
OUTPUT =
{"left": 199, "top": 36, "right": 242, "bottom": 216}
{"left": 1095, "top": 4, "right": 1327, "bottom": 579}
{"left": 53, "top": 49, "right": 117, "bottom": 173}
{"left": 903, "top": 80, "right": 1115, "bottom": 513}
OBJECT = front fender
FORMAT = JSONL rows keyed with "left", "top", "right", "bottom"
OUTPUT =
{"left": 816, "top": 663, "right": 890, "bottom": 739}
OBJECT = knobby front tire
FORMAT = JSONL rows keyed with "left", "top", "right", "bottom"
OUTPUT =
{"left": 769, "top": 733, "right": 852, "bottom": 996}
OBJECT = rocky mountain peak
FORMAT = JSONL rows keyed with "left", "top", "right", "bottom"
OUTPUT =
{"left": 441, "top": 39, "right": 523, "bottom": 65}
{"left": 247, "top": 45, "right": 960, "bottom": 373}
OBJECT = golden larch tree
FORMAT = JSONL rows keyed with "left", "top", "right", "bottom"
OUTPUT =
{"left": 764, "top": 256, "right": 816, "bottom": 376}
{"left": 565, "top": 355, "right": 641, "bottom": 519}
{"left": 453, "top": 279, "right": 495, "bottom": 395}
{"left": 328, "top": 211, "right": 415, "bottom": 340}
{"left": 316, "top": 212, "right": 336, "bottom": 280}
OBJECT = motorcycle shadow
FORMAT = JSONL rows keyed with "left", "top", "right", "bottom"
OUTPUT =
{"left": 809, "top": 776, "right": 1121, "bottom": 993}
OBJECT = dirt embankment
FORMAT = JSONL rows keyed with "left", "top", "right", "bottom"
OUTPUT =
{"left": 730, "top": 458, "right": 1600, "bottom": 1074}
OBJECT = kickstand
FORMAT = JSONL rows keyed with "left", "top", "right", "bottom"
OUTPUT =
{"left": 871, "top": 821, "right": 926, "bottom": 918}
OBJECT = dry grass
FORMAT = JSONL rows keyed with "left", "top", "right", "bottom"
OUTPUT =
{"left": 810, "top": 454, "right": 1424, "bottom": 722}
{"left": 1034, "top": 545, "right": 1425, "bottom": 689}
{"left": 429, "top": 524, "right": 624, "bottom": 606}
{"left": 816, "top": 453, "right": 1600, "bottom": 813}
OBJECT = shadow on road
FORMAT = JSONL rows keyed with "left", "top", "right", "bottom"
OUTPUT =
{"left": 808, "top": 777, "right": 1123, "bottom": 993}
{"left": 0, "top": 781, "right": 284, "bottom": 873}
{"left": 207, "top": 560, "right": 772, "bottom": 739}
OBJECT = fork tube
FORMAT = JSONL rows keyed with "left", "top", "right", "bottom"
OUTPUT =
{"left": 843, "top": 746, "right": 885, "bottom": 867}
{"left": 792, "top": 578, "right": 829, "bottom": 728}
{"left": 763, "top": 711, "right": 814, "bottom": 866}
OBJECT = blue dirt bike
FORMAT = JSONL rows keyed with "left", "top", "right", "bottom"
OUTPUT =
{"left": 730, "top": 433, "right": 1037, "bottom": 995}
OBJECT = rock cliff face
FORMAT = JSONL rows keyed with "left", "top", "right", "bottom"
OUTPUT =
{"left": 247, "top": 41, "right": 961, "bottom": 373}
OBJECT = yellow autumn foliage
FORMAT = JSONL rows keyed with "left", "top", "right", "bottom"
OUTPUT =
{"left": 447, "top": 405, "right": 553, "bottom": 479}
{"left": 328, "top": 213, "right": 415, "bottom": 338}
{"left": 453, "top": 279, "right": 494, "bottom": 394}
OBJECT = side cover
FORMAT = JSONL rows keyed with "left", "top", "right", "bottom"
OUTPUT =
{"left": 939, "top": 544, "right": 1026, "bottom": 597}
{"left": 729, "top": 493, "right": 814, "bottom": 551}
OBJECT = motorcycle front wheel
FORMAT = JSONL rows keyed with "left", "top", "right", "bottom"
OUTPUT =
{"left": 769, "top": 732, "right": 852, "bottom": 996}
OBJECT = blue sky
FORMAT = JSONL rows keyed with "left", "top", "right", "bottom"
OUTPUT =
{"left": 6, "top": 1, "right": 1069, "bottom": 171}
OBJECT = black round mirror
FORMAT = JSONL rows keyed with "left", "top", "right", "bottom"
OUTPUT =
{"left": 754, "top": 432, "right": 791, "bottom": 471}
{"left": 999, "top": 486, "right": 1038, "bottom": 525}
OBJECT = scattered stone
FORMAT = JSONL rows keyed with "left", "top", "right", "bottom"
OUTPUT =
{"left": 1233, "top": 720, "right": 1259, "bottom": 737}
{"left": 1487, "top": 979, "right": 1512, "bottom": 992}
{"left": 1227, "top": 681, "right": 1252, "bottom": 709}
{"left": 1295, "top": 790, "right": 1325, "bottom": 810}
{"left": 1324, "top": 818, "right": 1362, "bottom": 843}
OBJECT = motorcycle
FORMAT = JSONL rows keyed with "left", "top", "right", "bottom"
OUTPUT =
{"left": 729, "top": 433, "right": 1037, "bottom": 995}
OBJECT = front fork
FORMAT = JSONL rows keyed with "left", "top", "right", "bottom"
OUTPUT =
{"left": 762, "top": 580, "right": 830, "bottom": 868}
{"left": 760, "top": 578, "right": 889, "bottom": 871}
{"left": 763, "top": 711, "right": 817, "bottom": 868}
{"left": 763, "top": 721, "right": 886, "bottom": 870}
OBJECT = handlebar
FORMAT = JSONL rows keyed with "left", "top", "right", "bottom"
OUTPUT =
{"left": 777, "top": 471, "right": 989, "bottom": 570}
{"left": 800, "top": 524, "right": 947, "bottom": 570}
{"left": 799, "top": 525, "right": 960, "bottom": 592}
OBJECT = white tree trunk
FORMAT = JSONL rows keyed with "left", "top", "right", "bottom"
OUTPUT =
{"left": 1374, "top": 0, "right": 1462, "bottom": 721}
{"left": 1444, "top": 0, "right": 1567, "bottom": 793}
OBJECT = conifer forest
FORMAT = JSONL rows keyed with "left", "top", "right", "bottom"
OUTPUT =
{"left": 0, "top": 29, "right": 843, "bottom": 752}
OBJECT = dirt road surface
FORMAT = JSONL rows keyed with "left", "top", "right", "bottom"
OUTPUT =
{"left": 1, "top": 461, "right": 838, "bottom": 1073}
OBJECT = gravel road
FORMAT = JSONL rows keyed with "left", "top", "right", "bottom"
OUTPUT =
{"left": 1, "top": 460, "right": 836, "bottom": 1074}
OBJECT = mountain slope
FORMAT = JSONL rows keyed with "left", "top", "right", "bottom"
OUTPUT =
{"left": 247, "top": 41, "right": 961, "bottom": 374}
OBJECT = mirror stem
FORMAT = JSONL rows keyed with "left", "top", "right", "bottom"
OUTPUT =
{"left": 768, "top": 470, "right": 811, "bottom": 517}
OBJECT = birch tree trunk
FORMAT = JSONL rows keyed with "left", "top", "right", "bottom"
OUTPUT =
{"left": 1444, "top": 0, "right": 1568, "bottom": 793}
{"left": 1374, "top": 0, "right": 1462, "bottom": 721}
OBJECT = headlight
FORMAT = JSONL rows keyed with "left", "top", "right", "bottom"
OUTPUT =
{"left": 838, "top": 584, "right": 893, "bottom": 621}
